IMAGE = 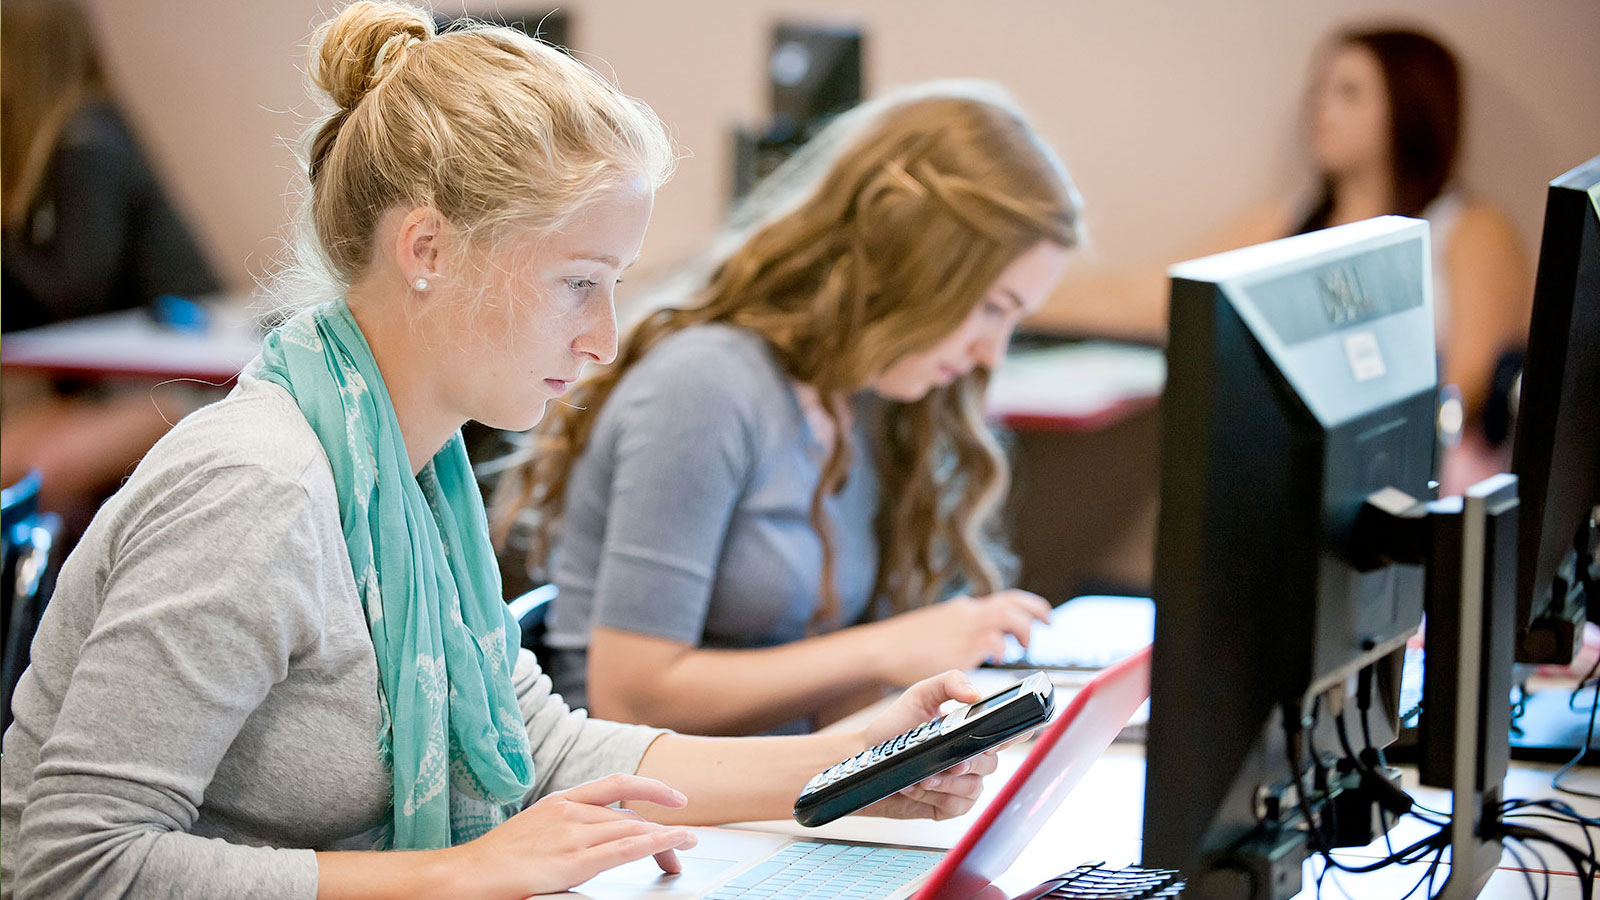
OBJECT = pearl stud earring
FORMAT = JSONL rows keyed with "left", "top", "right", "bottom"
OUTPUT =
{"left": 413, "top": 277, "right": 429, "bottom": 292}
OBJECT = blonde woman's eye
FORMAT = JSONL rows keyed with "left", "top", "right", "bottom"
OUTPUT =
{"left": 565, "top": 278, "right": 598, "bottom": 293}
{"left": 983, "top": 300, "right": 1008, "bottom": 318}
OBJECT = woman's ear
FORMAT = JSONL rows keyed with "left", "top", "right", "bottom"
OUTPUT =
{"left": 394, "top": 206, "right": 447, "bottom": 289}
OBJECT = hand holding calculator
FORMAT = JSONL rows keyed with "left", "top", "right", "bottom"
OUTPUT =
{"left": 794, "top": 672, "right": 1055, "bottom": 827}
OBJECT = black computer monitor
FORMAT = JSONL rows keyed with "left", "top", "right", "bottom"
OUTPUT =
{"left": 732, "top": 22, "right": 864, "bottom": 199}
{"left": 1505, "top": 154, "right": 1600, "bottom": 755}
{"left": 1142, "top": 217, "right": 1439, "bottom": 897}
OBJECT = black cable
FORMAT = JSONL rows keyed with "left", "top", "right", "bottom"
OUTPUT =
{"left": 1392, "top": 849, "right": 1439, "bottom": 900}
{"left": 1565, "top": 654, "right": 1600, "bottom": 713}
{"left": 1497, "top": 824, "right": 1597, "bottom": 900}
{"left": 1550, "top": 674, "right": 1600, "bottom": 801}
{"left": 1307, "top": 696, "right": 1351, "bottom": 852}
{"left": 1346, "top": 673, "right": 1452, "bottom": 823}
{"left": 1315, "top": 831, "right": 1450, "bottom": 874}
{"left": 1500, "top": 836, "right": 1552, "bottom": 900}
{"left": 1503, "top": 809, "right": 1600, "bottom": 861}
{"left": 1334, "top": 709, "right": 1399, "bottom": 856}
{"left": 1500, "top": 798, "right": 1600, "bottom": 871}
{"left": 1357, "top": 698, "right": 1381, "bottom": 767}
{"left": 1423, "top": 842, "right": 1446, "bottom": 900}
{"left": 1503, "top": 796, "right": 1600, "bottom": 828}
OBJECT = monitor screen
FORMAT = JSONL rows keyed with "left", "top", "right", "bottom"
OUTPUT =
{"left": 1511, "top": 153, "right": 1600, "bottom": 666}
{"left": 1142, "top": 216, "right": 1438, "bottom": 891}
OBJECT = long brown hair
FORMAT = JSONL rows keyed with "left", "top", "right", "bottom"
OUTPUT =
{"left": 494, "top": 82, "right": 1081, "bottom": 622}
{"left": 1, "top": 0, "right": 106, "bottom": 231}
{"left": 1297, "top": 27, "right": 1461, "bottom": 234}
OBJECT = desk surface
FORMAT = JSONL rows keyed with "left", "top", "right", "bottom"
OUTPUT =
{"left": 3, "top": 315, "right": 1163, "bottom": 433}
{"left": 985, "top": 342, "right": 1164, "bottom": 433}
{"left": 1, "top": 305, "right": 262, "bottom": 383}
{"left": 600, "top": 669, "right": 1599, "bottom": 900}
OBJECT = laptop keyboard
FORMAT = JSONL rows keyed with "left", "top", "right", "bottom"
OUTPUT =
{"left": 1020, "top": 860, "right": 1185, "bottom": 899}
{"left": 707, "top": 841, "right": 944, "bottom": 900}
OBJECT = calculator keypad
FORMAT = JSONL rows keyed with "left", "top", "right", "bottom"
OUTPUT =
{"left": 800, "top": 716, "right": 946, "bottom": 795}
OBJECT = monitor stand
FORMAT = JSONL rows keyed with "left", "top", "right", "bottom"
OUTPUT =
{"left": 1360, "top": 473, "right": 1521, "bottom": 900}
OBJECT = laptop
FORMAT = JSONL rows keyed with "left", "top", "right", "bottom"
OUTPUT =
{"left": 987, "top": 596, "right": 1155, "bottom": 672}
{"left": 567, "top": 645, "right": 1152, "bottom": 900}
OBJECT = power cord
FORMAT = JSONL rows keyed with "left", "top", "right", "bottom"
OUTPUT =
{"left": 1551, "top": 653, "right": 1600, "bottom": 801}
{"left": 1272, "top": 669, "right": 1600, "bottom": 900}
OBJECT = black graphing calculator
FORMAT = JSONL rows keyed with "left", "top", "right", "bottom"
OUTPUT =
{"left": 793, "top": 672, "right": 1055, "bottom": 827}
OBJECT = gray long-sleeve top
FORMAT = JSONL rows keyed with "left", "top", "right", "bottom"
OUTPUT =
{"left": 0, "top": 370, "right": 664, "bottom": 900}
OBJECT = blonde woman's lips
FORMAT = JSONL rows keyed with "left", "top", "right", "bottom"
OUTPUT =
{"left": 544, "top": 378, "right": 570, "bottom": 395}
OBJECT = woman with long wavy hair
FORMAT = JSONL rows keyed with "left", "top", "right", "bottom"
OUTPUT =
{"left": 493, "top": 82, "right": 1082, "bottom": 736}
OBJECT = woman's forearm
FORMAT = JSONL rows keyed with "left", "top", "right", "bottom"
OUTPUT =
{"left": 588, "top": 623, "right": 896, "bottom": 735}
{"left": 628, "top": 730, "right": 866, "bottom": 825}
{"left": 316, "top": 849, "right": 461, "bottom": 900}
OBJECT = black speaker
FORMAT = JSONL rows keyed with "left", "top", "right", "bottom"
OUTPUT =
{"left": 732, "top": 22, "right": 864, "bottom": 201}
{"left": 435, "top": 9, "right": 570, "bottom": 51}
{"left": 767, "top": 23, "right": 862, "bottom": 140}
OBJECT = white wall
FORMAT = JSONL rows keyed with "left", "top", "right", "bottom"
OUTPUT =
{"left": 84, "top": 0, "right": 1600, "bottom": 299}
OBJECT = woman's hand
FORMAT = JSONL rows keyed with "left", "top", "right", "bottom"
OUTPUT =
{"left": 875, "top": 590, "right": 1052, "bottom": 686}
{"left": 450, "top": 774, "right": 699, "bottom": 900}
{"left": 852, "top": 670, "right": 1002, "bottom": 821}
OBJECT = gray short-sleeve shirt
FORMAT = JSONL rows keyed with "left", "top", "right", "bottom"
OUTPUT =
{"left": 545, "top": 324, "right": 881, "bottom": 733}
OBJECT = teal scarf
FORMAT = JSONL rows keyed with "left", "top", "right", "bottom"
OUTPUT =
{"left": 257, "top": 301, "right": 533, "bottom": 849}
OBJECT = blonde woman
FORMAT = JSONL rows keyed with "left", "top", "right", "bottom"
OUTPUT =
{"left": 0, "top": 6, "right": 997, "bottom": 899}
{"left": 494, "top": 84, "right": 1079, "bottom": 737}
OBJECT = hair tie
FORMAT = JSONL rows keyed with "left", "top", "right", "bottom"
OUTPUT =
{"left": 371, "top": 33, "right": 422, "bottom": 84}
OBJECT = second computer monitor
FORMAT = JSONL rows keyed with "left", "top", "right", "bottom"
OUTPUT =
{"left": 1143, "top": 216, "right": 1439, "bottom": 891}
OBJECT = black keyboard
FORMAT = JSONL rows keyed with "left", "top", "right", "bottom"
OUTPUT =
{"left": 1014, "top": 861, "right": 1184, "bottom": 900}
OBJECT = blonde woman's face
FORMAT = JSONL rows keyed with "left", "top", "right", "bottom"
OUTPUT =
{"left": 870, "top": 240, "right": 1069, "bottom": 403}
{"left": 456, "top": 182, "right": 653, "bottom": 432}
{"left": 1310, "top": 44, "right": 1391, "bottom": 177}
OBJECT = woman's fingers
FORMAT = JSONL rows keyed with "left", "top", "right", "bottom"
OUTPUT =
{"left": 654, "top": 849, "right": 684, "bottom": 875}
{"left": 558, "top": 772, "right": 688, "bottom": 810}
{"left": 581, "top": 826, "right": 700, "bottom": 873}
{"left": 912, "top": 772, "right": 985, "bottom": 802}
{"left": 580, "top": 817, "right": 700, "bottom": 851}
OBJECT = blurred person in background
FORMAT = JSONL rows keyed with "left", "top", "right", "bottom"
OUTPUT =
{"left": 493, "top": 82, "right": 1079, "bottom": 737}
{"left": 1031, "top": 26, "right": 1532, "bottom": 492}
{"left": 1, "top": 0, "right": 222, "bottom": 532}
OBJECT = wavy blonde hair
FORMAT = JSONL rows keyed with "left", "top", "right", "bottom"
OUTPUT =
{"left": 495, "top": 82, "right": 1081, "bottom": 622}
{"left": 267, "top": 1, "right": 674, "bottom": 315}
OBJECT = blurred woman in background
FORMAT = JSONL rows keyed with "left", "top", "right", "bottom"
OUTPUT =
{"left": 1031, "top": 26, "right": 1532, "bottom": 489}
{"left": 1, "top": 0, "right": 222, "bottom": 532}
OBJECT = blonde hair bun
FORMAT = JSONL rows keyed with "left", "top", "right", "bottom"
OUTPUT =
{"left": 311, "top": 0, "right": 435, "bottom": 112}
{"left": 275, "top": 0, "right": 673, "bottom": 310}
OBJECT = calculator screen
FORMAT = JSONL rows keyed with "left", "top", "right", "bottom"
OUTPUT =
{"left": 965, "top": 684, "right": 1023, "bottom": 719}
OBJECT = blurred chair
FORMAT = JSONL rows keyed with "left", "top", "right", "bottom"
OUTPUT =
{"left": 507, "top": 583, "right": 558, "bottom": 673}
{"left": 2, "top": 469, "right": 64, "bottom": 731}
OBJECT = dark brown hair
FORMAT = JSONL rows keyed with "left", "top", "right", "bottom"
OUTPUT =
{"left": 1296, "top": 27, "right": 1461, "bottom": 234}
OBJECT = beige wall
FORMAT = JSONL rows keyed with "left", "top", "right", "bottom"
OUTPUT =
{"left": 85, "top": 0, "right": 1600, "bottom": 301}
